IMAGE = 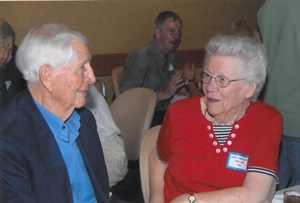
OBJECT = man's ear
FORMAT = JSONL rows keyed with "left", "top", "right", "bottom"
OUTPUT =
{"left": 3, "top": 36, "right": 13, "bottom": 50}
{"left": 154, "top": 28, "right": 161, "bottom": 39}
{"left": 39, "top": 65, "right": 53, "bottom": 92}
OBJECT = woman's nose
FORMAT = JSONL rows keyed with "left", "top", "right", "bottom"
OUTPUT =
{"left": 204, "top": 78, "right": 218, "bottom": 92}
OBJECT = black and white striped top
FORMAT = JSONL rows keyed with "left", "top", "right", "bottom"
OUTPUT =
{"left": 213, "top": 125, "right": 232, "bottom": 145}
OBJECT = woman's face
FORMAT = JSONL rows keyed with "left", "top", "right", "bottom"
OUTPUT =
{"left": 202, "top": 55, "right": 254, "bottom": 118}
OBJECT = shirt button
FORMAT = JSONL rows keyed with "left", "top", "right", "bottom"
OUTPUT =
{"left": 209, "top": 134, "right": 214, "bottom": 138}
{"left": 231, "top": 133, "right": 236, "bottom": 138}
{"left": 223, "top": 147, "right": 228, "bottom": 152}
{"left": 213, "top": 141, "right": 218, "bottom": 146}
{"left": 216, "top": 148, "right": 221, "bottom": 153}
{"left": 62, "top": 126, "right": 65, "bottom": 130}
{"left": 234, "top": 124, "right": 239, "bottom": 129}
{"left": 227, "top": 140, "right": 232, "bottom": 145}
{"left": 207, "top": 126, "right": 211, "bottom": 130}
{"left": 76, "top": 169, "right": 80, "bottom": 175}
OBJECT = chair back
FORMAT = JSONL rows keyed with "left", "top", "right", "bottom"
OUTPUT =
{"left": 111, "top": 66, "right": 124, "bottom": 97}
{"left": 110, "top": 87, "right": 157, "bottom": 161}
{"left": 139, "top": 126, "right": 161, "bottom": 203}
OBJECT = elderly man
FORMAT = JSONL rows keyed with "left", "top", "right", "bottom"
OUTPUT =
{"left": 120, "top": 11, "right": 199, "bottom": 127}
{"left": 0, "top": 19, "right": 26, "bottom": 111}
{"left": 0, "top": 23, "right": 125, "bottom": 203}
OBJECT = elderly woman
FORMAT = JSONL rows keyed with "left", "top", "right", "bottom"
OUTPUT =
{"left": 150, "top": 34, "right": 282, "bottom": 203}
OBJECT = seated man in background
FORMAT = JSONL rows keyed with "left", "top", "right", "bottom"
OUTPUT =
{"left": 121, "top": 10, "right": 200, "bottom": 127}
{"left": 86, "top": 85, "right": 141, "bottom": 202}
{"left": 0, "top": 22, "right": 126, "bottom": 203}
{"left": 86, "top": 84, "right": 128, "bottom": 189}
{"left": 0, "top": 18, "right": 26, "bottom": 111}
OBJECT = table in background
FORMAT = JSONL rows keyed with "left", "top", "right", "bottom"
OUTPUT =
{"left": 272, "top": 184, "right": 300, "bottom": 203}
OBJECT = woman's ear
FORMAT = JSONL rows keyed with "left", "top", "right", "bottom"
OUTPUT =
{"left": 246, "top": 82, "right": 256, "bottom": 99}
{"left": 39, "top": 65, "right": 53, "bottom": 92}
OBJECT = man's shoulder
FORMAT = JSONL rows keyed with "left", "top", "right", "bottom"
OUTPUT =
{"left": 127, "top": 40, "right": 161, "bottom": 60}
{"left": 127, "top": 42, "right": 151, "bottom": 58}
{"left": 0, "top": 93, "right": 29, "bottom": 135}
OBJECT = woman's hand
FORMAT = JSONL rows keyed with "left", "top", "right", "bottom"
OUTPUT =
{"left": 170, "top": 194, "right": 190, "bottom": 203}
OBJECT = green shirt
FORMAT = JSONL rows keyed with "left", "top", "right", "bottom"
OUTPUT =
{"left": 257, "top": 0, "right": 300, "bottom": 137}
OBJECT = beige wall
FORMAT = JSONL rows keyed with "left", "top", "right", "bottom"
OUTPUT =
{"left": 0, "top": 0, "right": 265, "bottom": 103}
{"left": 1, "top": 0, "right": 264, "bottom": 53}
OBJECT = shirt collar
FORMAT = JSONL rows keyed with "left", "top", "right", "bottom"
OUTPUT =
{"left": 150, "top": 39, "right": 176, "bottom": 62}
{"left": 34, "top": 100, "right": 81, "bottom": 144}
{"left": 150, "top": 39, "right": 166, "bottom": 61}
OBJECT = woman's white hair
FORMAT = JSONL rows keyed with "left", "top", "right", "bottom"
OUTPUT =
{"left": 204, "top": 34, "right": 267, "bottom": 101}
{"left": 16, "top": 22, "right": 88, "bottom": 84}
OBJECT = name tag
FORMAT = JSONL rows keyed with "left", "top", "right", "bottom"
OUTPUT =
{"left": 226, "top": 152, "right": 248, "bottom": 172}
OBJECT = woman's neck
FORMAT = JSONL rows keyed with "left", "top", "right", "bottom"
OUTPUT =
{"left": 202, "top": 98, "right": 251, "bottom": 125}
{"left": 212, "top": 108, "right": 247, "bottom": 125}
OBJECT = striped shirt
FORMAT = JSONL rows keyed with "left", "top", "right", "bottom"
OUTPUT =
{"left": 213, "top": 125, "right": 232, "bottom": 145}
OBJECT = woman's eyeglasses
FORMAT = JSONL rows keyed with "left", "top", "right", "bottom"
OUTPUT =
{"left": 200, "top": 72, "right": 244, "bottom": 88}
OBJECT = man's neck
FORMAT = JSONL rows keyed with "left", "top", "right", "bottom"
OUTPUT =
{"left": 28, "top": 84, "right": 73, "bottom": 122}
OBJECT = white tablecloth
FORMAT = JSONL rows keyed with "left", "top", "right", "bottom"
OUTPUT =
{"left": 272, "top": 184, "right": 300, "bottom": 203}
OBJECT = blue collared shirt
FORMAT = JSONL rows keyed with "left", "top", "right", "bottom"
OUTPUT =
{"left": 34, "top": 101, "right": 97, "bottom": 203}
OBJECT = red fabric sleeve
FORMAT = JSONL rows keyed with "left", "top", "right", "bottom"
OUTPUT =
{"left": 247, "top": 108, "right": 282, "bottom": 177}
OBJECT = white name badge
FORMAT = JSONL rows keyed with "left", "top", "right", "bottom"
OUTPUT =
{"left": 226, "top": 152, "right": 249, "bottom": 172}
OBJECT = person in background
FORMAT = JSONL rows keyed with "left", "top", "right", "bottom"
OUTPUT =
{"left": 231, "top": 20, "right": 261, "bottom": 42}
{"left": 0, "top": 22, "right": 126, "bottom": 203}
{"left": 150, "top": 34, "right": 282, "bottom": 203}
{"left": 85, "top": 84, "right": 128, "bottom": 189}
{"left": 121, "top": 10, "right": 200, "bottom": 127}
{"left": 0, "top": 18, "right": 26, "bottom": 111}
{"left": 258, "top": 0, "right": 300, "bottom": 190}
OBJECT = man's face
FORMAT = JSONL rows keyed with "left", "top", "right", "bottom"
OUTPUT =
{"left": 155, "top": 17, "right": 182, "bottom": 55}
{"left": 0, "top": 38, "right": 11, "bottom": 68}
{"left": 51, "top": 40, "right": 96, "bottom": 114}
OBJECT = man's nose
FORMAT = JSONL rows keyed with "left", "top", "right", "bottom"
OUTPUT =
{"left": 172, "top": 31, "right": 181, "bottom": 39}
{"left": 86, "top": 64, "right": 96, "bottom": 84}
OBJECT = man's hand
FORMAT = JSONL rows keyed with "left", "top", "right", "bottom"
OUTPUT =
{"left": 181, "top": 62, "right": 202, "bottom": 96}
{"left": 182, "top": 62, "right": 195, "bottom": 81}
{"left": 157, "top": 74, "right": 185, "bottom": 101}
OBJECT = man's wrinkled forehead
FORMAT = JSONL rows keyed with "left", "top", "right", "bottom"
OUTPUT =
{"left": 163, "top": 18, "right": 182, "bottom": 29}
